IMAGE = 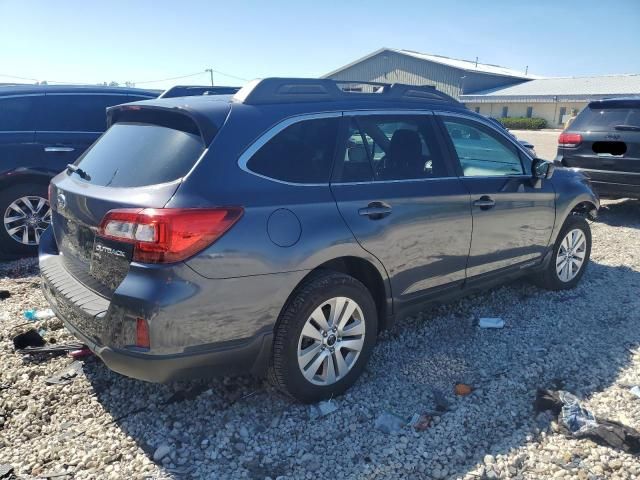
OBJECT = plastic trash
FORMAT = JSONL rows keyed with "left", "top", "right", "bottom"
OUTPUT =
{"left": 309, "top": 399, "right": 338, "bottom": 419}
{"left": 13, "top": 329, "right": 46, "bottom": 350}
{"left": 0, "top": 311, "right": 9, "bottom": 321}
{"left": 70, "top": 347, "right": 93, "bottom": 359}
{"left": 44, "top": 361, "right": 83, "bottom": 385}
{"left": 0, "top": 290, "right": 10, "bottom": 300}
{"left": 630, "top": 386, "right": 640, "bottom": 399}
{"left": 374, "top": 412, "right": 405, "bottom": 433}
{"left": 478, "top": 317, "right": 505, "bottom": 329}
{"left": 408, "top": 413, "right": 432, "bottom": 431}
{"left": 558, "top": 391, "right": 598, "bottom": 435}
{"left": 23, "top": 308, "right": 55, "bottom": 321}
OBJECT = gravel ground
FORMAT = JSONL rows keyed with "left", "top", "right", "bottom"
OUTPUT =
{"left": 1, "top": 198, "right": 639, "bottom": 480}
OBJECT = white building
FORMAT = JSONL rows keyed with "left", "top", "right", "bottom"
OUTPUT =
{"left": 461, "top": 74, "right": 640, "bottom": 127}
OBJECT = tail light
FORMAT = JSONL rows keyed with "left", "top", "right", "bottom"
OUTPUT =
{"left": 558, "top": 133, "right": 582, "bottom": 147}
{"left": 136, "top": 317, "right": 150, "bottom": 349}
{"left": 98, "top": 207, "right": 243, "bottom": 263}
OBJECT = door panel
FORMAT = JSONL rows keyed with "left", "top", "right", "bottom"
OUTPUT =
{"left": 438, "top": 114, "right": 556, "bottom": 278}
{"left": 331, "top": 114, "right": 472, "bottom": 304}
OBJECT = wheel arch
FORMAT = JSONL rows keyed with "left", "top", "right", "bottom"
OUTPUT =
{"left": 275, "top": 255, "right": 393, "bottom": 334}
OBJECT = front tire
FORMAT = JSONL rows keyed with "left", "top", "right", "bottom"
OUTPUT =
{"left": 268, "top": 271, "right": 378, "bottom": 403}
{"left": 532, "top": 215, "right": 591, "bottom": 290}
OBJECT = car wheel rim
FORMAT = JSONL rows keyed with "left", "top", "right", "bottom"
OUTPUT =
{"left": 297, "top": 296, "right": 366, "bottom": 386}
{"left": 3, "top": 196, "right": 51, "bottom": 246}
{"left": 556, "top": 228, "right": 586, "bottom": 282}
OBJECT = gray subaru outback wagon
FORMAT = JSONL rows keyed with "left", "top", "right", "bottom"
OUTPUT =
{"left": 40, "top": 78, "right": 599, "bottom": 402}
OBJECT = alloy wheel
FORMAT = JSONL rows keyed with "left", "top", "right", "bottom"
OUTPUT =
{"left": 556, "top": 228, "right": 586, "bottom": 282}
{"left": 3, "top": 196, "right": 51, "bottom": 246}
{"left": 297, "top": 296, "right": 366, "bottom": 386}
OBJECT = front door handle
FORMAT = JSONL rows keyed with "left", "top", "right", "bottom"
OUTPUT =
{"left": 358, "top": 201, "right": 392, "bottom": 220}
{"left": 44, "top": 146, "right": 75, "bottom": 153}
{"left": 473, "top": 196, "right": 496, "bottom": 210}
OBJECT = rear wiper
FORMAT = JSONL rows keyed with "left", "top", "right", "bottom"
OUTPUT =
{"left": 614, "top": 124, "right": 640, "bottom": 132}
{"left": 66, "top": 164, "right": 91, "bottom": 181}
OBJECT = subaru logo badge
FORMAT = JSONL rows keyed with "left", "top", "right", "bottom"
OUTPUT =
{"left": 57, "top": 192, "right": 66, "bottom": 211}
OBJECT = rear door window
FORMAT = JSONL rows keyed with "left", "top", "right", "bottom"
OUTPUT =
{"left": 571, "top": 107, "right": 640, "bottom": 131}
{"left": 246, "top": 117, "right": 339, "bottom": 184}
{"left": 73, "top": 122, "right": 205, "bottom": 187}
{"left": 0, "top": 95, "right": 41, "bottom": 131}
{"left": 39, "top": 94, "right": 130, "bottom": 132}
{"left": 335, "top": 115, "right": 450, "bottom": 182}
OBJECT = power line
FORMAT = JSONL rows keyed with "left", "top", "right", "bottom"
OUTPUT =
{"left": 132, "top": 71, "right": 206, "bottom": 85}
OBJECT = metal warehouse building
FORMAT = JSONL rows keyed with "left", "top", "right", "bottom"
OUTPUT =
{"left": 461, "top": 74, "right": 640, "bottom": 127}
{"left": 323, "top": 48, "right": 537, "bottom": 99}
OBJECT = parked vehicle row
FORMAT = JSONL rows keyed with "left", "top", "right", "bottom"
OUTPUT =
{"left": 39, "top": 78, "right": 598, "bottom": 402}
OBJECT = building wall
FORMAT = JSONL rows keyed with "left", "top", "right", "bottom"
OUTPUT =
{"left": 326, "top": 50, "right": 527, "bottom": 99}
{"left": 464, "top": 101, "right": 587, "bottom": 127}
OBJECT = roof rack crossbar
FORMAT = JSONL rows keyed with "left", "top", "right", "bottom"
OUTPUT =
{"left": 234, "top": 78, "right": 459, "bottom": 105}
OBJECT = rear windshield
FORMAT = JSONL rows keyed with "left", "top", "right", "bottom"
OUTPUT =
{"left": 73, "top": 122, "right": 204, "bottom": 187}
{"left": 571, "top": 107, "right": 640, "bottom": 131}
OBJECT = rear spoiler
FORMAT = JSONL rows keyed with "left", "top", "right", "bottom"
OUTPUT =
{"left": 106, "top": 103, "right": 228, "bottom": 144}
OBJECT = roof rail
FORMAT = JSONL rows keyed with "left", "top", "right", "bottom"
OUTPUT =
{"left": 159, "top": 85, "right": 240, "bottom": 99}
{"left": 233, "top": 78, "right": 459, "bottom": 105}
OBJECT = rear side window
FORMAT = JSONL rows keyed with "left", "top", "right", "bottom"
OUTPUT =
{"left": 73, "top": 122, "right": 204, "bottom": 187}
{"left": 0, "top": 96, "right": 40, "bottom": 131}
{"left": 246, "top": 118, "right": 339, "bottom": 184}
{"left": 39, "top": 94, "right": 130, "bottom": 132}
{"left": 571, "top": 106, "right": 640, "bottom": 131}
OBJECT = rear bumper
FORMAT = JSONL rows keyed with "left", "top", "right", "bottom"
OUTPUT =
{"left": 554, "top": 161, "right": 640, "bottom": 198}
{"left": 38, "top": 228, "right": 287, "bottom": 382}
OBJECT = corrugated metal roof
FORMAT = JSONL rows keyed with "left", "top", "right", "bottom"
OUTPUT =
{"left": 323, "top": 48, "right": 539, "bottom": 80}
{"left": 461, "top": 74, "right": 640, "bottom": 100}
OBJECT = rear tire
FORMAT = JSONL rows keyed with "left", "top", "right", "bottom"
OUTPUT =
{"left": 0, "top": 183, "right": 51, "bottom": 258}
{"left": 531, "top": 215, "right": 591, "bottom": 290}
{"left": 268, "top": 271, "right": 378, "bottom": 403}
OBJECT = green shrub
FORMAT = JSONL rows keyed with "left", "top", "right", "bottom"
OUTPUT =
{"left": 498, "top": 117, "right": 547, "bottom": 130}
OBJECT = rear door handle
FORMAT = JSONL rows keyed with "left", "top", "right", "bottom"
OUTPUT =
{"left": 44, "top": 146, "right": 75, "bottom": 152}
{"left": 473, "top": 196, "right": 496, "bottom": 210}
{"left": 358, "top": 201, "right": 392, "bottom": 220}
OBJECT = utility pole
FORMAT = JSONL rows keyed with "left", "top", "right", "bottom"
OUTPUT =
{"left": 205, "top": 68, "right": 214, "bottom": 86}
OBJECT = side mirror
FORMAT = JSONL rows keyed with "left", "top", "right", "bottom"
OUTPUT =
{"left": 532, "top": 158, "right": 555, "bottom": 180}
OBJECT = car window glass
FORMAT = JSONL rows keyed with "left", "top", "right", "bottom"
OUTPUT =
{"left": 0, "top": 96, "right": 40, "bottom": 131}
{"left": 39, "top": 94, "right": 129, "bottom": 132}
{"left": 247, "top": 117, "right": 339, "bottom": 184}
{"left": 339, "top": 119, "right": 375, "bottom": 182}
{"left": 353, "top": 116, "right": 446, "bottom": 181}
{"left": 571, "top": 107, "right": 640, "bottom": 131}
{"left": 443, "top": 118, "right": 524, "bottom": 177}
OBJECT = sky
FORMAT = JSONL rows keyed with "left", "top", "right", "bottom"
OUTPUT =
{"left": 1, "top": 0, "right": 639, "bottom": 90}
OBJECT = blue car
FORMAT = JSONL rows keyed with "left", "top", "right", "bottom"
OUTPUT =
{"left": 40, "top": 78, "right": 598, "bottom": 402}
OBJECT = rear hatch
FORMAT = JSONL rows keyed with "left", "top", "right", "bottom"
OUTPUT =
{"left": 559, "top": 99, "right": 640, "bottom": 185}
{"left": 50, "top": 102, "right": 227, "bottom": 298}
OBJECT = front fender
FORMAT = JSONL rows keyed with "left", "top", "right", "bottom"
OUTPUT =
{"left": 549, "top": 168, "right": 599, "bottom": 244}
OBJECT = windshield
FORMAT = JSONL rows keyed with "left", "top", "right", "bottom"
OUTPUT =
{"left": 571, "top": 107, "right": 640, "bottom": 131}
{"left": 72, "top": 122, "right": 204, "bottom": 187}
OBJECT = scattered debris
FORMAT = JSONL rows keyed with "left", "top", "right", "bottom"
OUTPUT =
{"left": 478, "top": 317, "right": 505, "bottom": 329}
{"left": 69, "top": 347, "right": 93, "bottom": 359}
{"left": 309, "top": 399, "right": 338, "bottom": 419}
{"left": 13, "top": 329, "right": 46, "bottom": 350}
{"left": 44, "top": 361, "right": 83, "bottom": 385}
{"left": 408, "top": 413, "right": 433, "bottom": 431}
{"left": 0, "top": 290, "right": 10, "bottom": 300}
{"left": 454, "top": 383, "right": 473, "bottom": 396}
{"left": 630, "top": 386, "right": 640, "bottom": 399}
{"left": 0, "top": 464, "right": 14, "bottom": 479}
{"left": 374, "top": 412, "right": 405, "bottom": 433}
{"left": 17, "top": 342, "right": 85, "bottom": 356}
{"left": 535, "top": 389, "right": 640, "bottom": 453}
{"left": 23, "top": 308, "right": 55, "bottom": 321}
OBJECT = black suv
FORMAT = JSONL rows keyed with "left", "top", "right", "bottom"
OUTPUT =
{"left": 556, "top": 97, "right": 640, "bottom": 198}
{"left": 0, "top": 85, "right": 157, "bottom": 257}
{"left": 41, "top": 78, "right": 599, "bottom": 402}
